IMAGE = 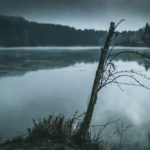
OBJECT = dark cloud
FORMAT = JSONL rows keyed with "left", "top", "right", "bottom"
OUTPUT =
{"left": 0, "top": 0, "right": 150, "bottom": 30}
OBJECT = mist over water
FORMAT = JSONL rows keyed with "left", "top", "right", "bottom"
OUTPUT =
{"left": 0, "top": 47, "right": 150, "bottom": 145}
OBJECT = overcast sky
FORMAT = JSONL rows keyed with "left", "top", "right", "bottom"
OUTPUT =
{"left": 0, "top": 0, "right": 150, "bottom": 31}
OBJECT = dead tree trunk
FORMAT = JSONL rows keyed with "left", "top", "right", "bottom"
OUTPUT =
{"left": 76, "top": 22, "right": 116, "bottom": 138}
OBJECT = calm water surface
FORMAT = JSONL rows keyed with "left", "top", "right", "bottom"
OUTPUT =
{"left": 0, "top": 46, "right": 150, "bottom": 144}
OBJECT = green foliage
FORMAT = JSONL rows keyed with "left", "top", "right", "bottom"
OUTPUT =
{"left": 26, "top": 115, "right": 77, "bottom": 143}
{"left": 0, "top": 15, "right": 150, "bottom": 47}
{"left": 114, "top": 22, "right": 150, "bottom": 47}
{"left": 142, "top": 23, "right": 150, "bottom": 46}
{"left": 0, "top": 114, "right": 105, "bottom": 150}
{"left": 0, "top": 15, "right": 107, "bottom": 46}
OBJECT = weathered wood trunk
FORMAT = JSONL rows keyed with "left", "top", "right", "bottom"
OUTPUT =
{"left": 76, "top": 22, "right": 116, "bottom": 138}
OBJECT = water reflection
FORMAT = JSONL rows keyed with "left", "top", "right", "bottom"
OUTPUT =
{"left": 0, "top": 47, "right": 150, "bottom": 145}
{"left": 0, "top": 47, "right": 150, "bottom": 77}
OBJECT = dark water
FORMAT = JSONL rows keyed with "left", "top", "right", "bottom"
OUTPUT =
{"left": 0, "top": 46, "right": 150, "bottom": 145}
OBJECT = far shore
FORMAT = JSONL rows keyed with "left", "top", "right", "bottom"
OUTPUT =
{"left": 0, "top": 46, "right": 150, "bottom": 51}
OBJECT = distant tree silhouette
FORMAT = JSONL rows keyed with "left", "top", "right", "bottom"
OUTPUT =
{"left": 0, "top": 15, "right": 150, "bottom": 47}
{"left": 0, "top": 15, "right": 107, "bottom": 46}
{"left": 142, "top": 23, "right": 150, "bottom": 46}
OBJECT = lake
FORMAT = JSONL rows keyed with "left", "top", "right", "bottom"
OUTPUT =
{"left": 0, "top": 46, "right": 150, "bottom": 145}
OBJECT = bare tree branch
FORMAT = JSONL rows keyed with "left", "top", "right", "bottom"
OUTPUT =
{"left": 91, "top": 119, "right": 120, "bottom": 128}
{"left": 114, "top": 19, "right": 126, "bottom": 30}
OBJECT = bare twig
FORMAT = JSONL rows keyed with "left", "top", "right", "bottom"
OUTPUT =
{"left": 91, "top": 119, "right": 120, "bottom": 128}
{"left": 113, "top": 122, "right": 132, "bottom": 150}
{"left": 114, "top": 19, "right": 126, "bottom": 30}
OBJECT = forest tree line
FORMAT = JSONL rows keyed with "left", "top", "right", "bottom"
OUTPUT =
{"left": 0, "top": 15, "right": 150, "bottom": 47}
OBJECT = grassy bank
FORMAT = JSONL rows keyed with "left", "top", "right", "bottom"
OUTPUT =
{"left": 1, "top": 114, "right": 149, "bottom": 150}
{"left": 0, "top": 114, "right": 105, "bottom": 150}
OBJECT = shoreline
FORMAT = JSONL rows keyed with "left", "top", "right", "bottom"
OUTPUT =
{"left": 0, "top": 46, "right": 150, "bottom": 51}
